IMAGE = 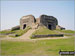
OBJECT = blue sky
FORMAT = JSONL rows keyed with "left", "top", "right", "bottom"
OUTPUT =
{"left": 1, "top": 0, "right": 74, "bottom": 30}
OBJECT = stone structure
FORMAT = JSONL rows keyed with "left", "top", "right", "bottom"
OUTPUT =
{"left": 11, "top": 25, "right": 20, "bottom": 31}
{"left": 20, "top": 15, "right": 36, "bottom": 30}
{"left": 20, "top": 14, "right": 60, "bottom": 30}
{"left": 56, "top": 25, "right": 65, "bottom": 30}
{"left": 39, "top": 15, "right": 58, "bottom": 30}
{"left": 32, "top": 34, "right": 64, "bottom": 38}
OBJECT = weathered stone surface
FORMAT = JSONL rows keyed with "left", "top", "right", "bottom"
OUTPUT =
{"left": 36, "top": 18, "right": 40, "bottom": 24}
{"left": 11, "top": 25, "right": 20, "bottom": 31}
{"left": 60, "top": 27, "right": 65, "bottom": 30}
{"left": 56, "top": 25, "right": 65, "bottom": 30}
{"left": 39, "top": 15, "right": 58, "bottom": 30}
{"left": 20, "top": 14, "right": 59, "bottom": 30}
{"left": 20, "top": 15, "right": 36, "bottom": 30}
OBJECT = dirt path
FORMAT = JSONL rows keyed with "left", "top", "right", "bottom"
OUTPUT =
{"left": 0, "top": 29, "right": 36, "bottom": 41}
{"left": 18, "top": 29, "right": 36, "bottom": 39}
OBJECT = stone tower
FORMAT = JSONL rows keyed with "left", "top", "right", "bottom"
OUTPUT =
{"left": 20, "top": 15, "right": 36, "bottom": 30}
{"left": 39, "top": 15, "right": 58, "bottom": 30}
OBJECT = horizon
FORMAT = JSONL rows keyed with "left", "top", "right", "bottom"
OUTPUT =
{"left": 0, "top": 0, "right": 74, "bottom": 31}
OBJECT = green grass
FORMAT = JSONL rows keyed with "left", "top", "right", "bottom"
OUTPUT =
{"left": 56, "top": 29, "right": 75, "bottom": 36}
{"left": 0, "top": 26, "right": 31, "bottom": 37}
{"left": 57, "top": 29, "right": 75, "bottom": 34}
{"left": 31, "top": 27, "right": 63, "bottom": 39}
{"left": 32, "top": 27, "right": 58, "bottom": 35}
{"left": 1, "top": 26, "right": 74, "bottom": 55}
{"left": 10, "top": 26, "right": 31, "bottom": 37}
{"left": 0, "top": 30, "right": 14, "bottom": 34}
{"left": 0, "top": 30, "right": 12, "bottom": 38}
{"left": 1, "top": 36, "right": 74, "bottom": 55}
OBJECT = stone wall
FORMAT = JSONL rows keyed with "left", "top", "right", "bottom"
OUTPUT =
{"left": 20, "top": 14, "right": 58, "bottom": 30}
{"left": 39, "top": 15, "right": 58, "bottom": 30}
{"left": 11, "top": 25, "right": 20, "bottom": 31}
{"left": 32, "top": 34, "right": 64, "bottom": 38}
{"left": 20, "top": 15, "right": 36, "bottom": 30}
{"left": 56, "top": 25, "right": 65, "bottom": 30}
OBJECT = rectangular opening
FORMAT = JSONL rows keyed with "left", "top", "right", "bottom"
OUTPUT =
{"left": 48, "top": 24, "right": 52, "bottom": 30}
{"left": 23, "top": 24, "right": 26, "bottom": 29}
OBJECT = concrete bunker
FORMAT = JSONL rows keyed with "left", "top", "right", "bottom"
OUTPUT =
{"left": 39, "top": 15, "right": 58, "bottom": 30}
{"left": 20, "top": 14, "right": 59, "bottom": 30}
{"left": 20, "top": 15, "right": 36, "bottom": 30}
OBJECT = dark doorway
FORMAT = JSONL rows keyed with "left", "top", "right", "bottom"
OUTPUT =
{"left": 48, "top": 24, "right": 52, "bottom": 30}
{"left": 23, "top": 24, "right": 26, "bottom": 29}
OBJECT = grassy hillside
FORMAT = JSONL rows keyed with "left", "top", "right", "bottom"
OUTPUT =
{"left": 1, "top": 26, "right": 74, "bottom": 55}
{"left": 31, "top": 27, "right": 75, "bottom": 38}
{"left": 9, "top": 26, "right": 31, "bottom": 37}
{"left": 57, "top": 29, "right": 75, "bottom": 34}
{"left": 0, "top": 26, "right": 31, "bottom": 37}
{"left": 32, "top": 27, "right": 58, "bottom": 35}
{"left": 1, "top": 36, "right": 74, "bottom": 55}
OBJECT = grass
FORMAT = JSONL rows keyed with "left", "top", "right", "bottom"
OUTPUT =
{"left": 56, "top": 29, "right": 75, "bottom": 34}
{"left": 0, "top": 26, "right": 31, "bottom": 37}
{"left": 0, "top": 30, "right": 14, "bottom": 34}
{"left": 31, "top": 27, "right": 63, "bottom": 39}
{"left": 0, "top": 30, "right": 12, "bottom": 38}
{"left": 56, "top": 29, "right": 75, "bottom": 36}
{"left": 10, "top": 26, "right": 31, "bottom": 37}
{"left": 1, "top": 36, "right": 74, "bottom": 55}
{"left": 32, "top": 27, "right": 58, "bottom": 35}
{"left": 1, "top": 26, "right": 75, "bottom": 55}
